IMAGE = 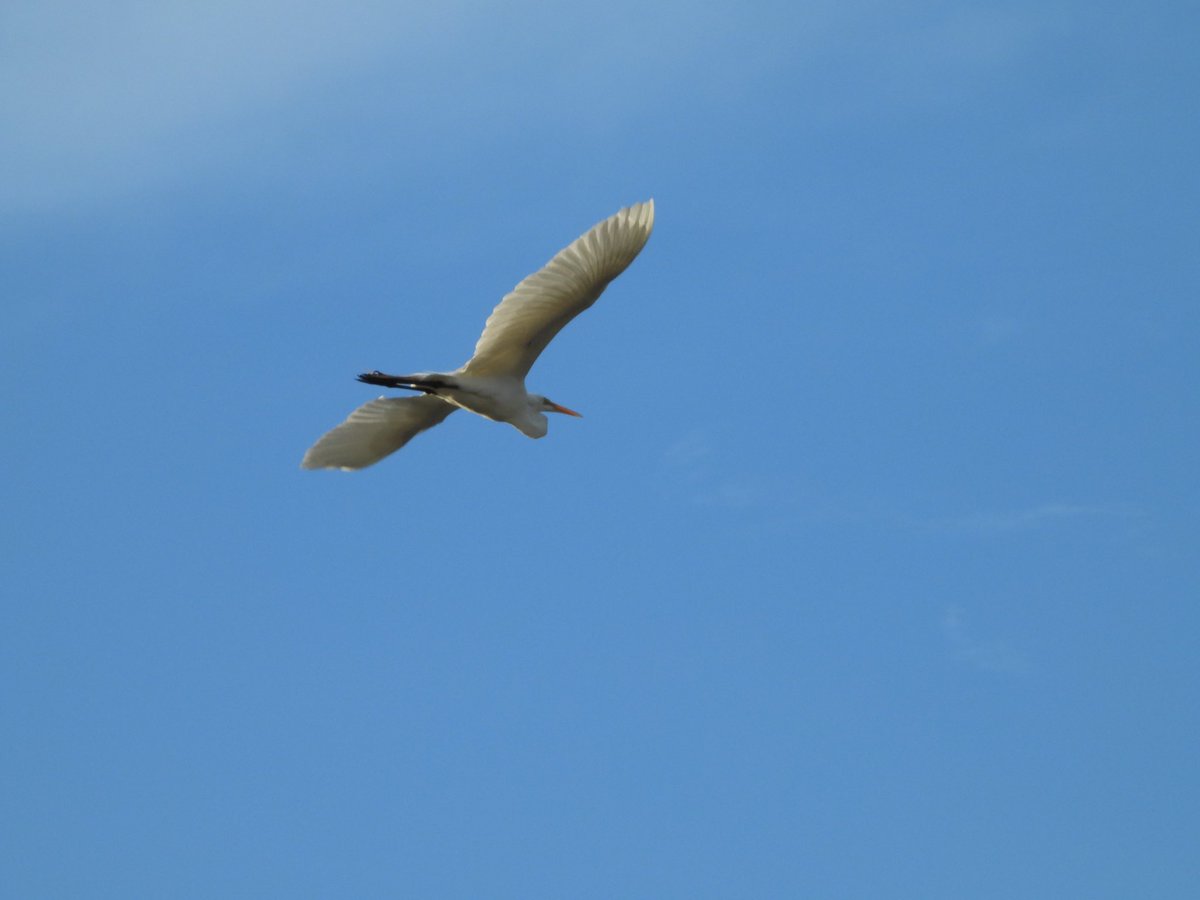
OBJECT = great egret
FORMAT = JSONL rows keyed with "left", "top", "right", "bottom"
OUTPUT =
{"left": 302, "top": 199, "right": 655, "bottom": 470}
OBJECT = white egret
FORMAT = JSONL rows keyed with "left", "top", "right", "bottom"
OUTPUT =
{"left": 302, "top": 199, "right": 655, "bottom": 470}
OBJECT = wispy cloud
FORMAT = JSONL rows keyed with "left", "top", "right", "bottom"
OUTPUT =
{"left": 661, "top": 432, "right": 714, "bottom": 478}
{"left": 1, "top": 1, "right": 1056, "bottom": 215}
{"left": 975, "top": 314, "right": 1022, "bottom": 344}
{"left": 923, "top": 503, "right": 1141, "bottom": 535}
{"left": 1, "top": 2, "right": 438, "bottom": 211}
{"left": 2, "top": 2, "right": 607, "bottom": 214}
{"left": 791, "top": 3, "right": 1051, "bottom": 121}
{"left": 660, "top": 432, "right": 774, "bottom": 509}
{"left": 941, "top": 605, "right": 1030, "bottom": 675}
{"left": 0, "top": 1, "right": 748, "bottom": 213}
{"left": 660, "top": 434, "right": 1140, "bottom": 531}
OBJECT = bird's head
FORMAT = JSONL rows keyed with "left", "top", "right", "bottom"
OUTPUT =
{"left": 513, "top": 395, "right": 582, "bottom": 439}
{"left": 536, "top": 396, "right": 582, "bottom": 419}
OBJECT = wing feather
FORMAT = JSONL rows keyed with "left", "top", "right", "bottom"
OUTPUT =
{"left": 462, "top": 199, "right": 654, "bottom": 378}
{"left": 301, "top": 395, "right": 455, "bottom": 470}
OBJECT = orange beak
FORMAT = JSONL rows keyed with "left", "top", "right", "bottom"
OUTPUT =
{"left": 547, "top": 401, "right": 582, "bottom": 417}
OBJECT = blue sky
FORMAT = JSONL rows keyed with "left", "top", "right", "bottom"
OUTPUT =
{"left": 2, "top": 1, "right": 1197, "bottom": 896}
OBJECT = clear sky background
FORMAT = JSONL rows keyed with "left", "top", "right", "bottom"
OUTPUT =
{"left": 2, "top": 2, "right": 1197, "bottom": 896}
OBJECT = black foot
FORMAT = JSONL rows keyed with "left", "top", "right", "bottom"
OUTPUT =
{"left": 357, "top": 370, "right": 404, "bottom": 387}
{"left": 357, "top": 371, "right": 443, "bottom": 393}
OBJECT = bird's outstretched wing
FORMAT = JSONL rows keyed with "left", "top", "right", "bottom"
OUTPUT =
{"left": 462, "top": 199, "right": 654, "bottom": 378}
{"left": 301, "top": 395, "right": 456, "bottom": 470}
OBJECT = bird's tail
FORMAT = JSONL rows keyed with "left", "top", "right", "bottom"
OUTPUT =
{"left": 357, "top": 371, "right": 457, "bottom": 393}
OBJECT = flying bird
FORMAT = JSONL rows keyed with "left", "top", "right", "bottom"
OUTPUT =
{"left": 302, "top": 200, "right": 655, "bottom": 470}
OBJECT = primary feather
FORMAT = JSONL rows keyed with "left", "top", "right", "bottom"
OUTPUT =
{"left": 463, "top": 200, "right": 655, "bottom": 377}
{"left": 301, "top": 396, "right": 455, "bottom": 470}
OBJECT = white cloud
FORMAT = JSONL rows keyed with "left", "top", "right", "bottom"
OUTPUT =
{"left": 0, "top": 1, "right": 1054, "bottom": 215}
{"left": 660, "top": 432, "right": 773, "bottom": 509}
{"left": 2, "top": 1, "right": 750, "bottom": 212}
{"left": 661, "top": 432, "right": 714, "bottom": 477}
{"left": 0, "top": 1, "right": 470, "bottom": 212}
{"left": 976, "top": 314, "right": 1022, "bottom": 344}
{"left": 941, "top": 605, "right": 1030, "bottom": 675}
{"left": 927, "top": 503, "right": 1140, "bottom": 535}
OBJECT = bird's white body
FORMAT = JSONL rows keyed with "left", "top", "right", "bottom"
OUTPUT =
{"left": 403, "top": 373, "right": 549, "bottom": 436}
{"left": 302, "top": 200, "right": 655, "bottom": 470}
